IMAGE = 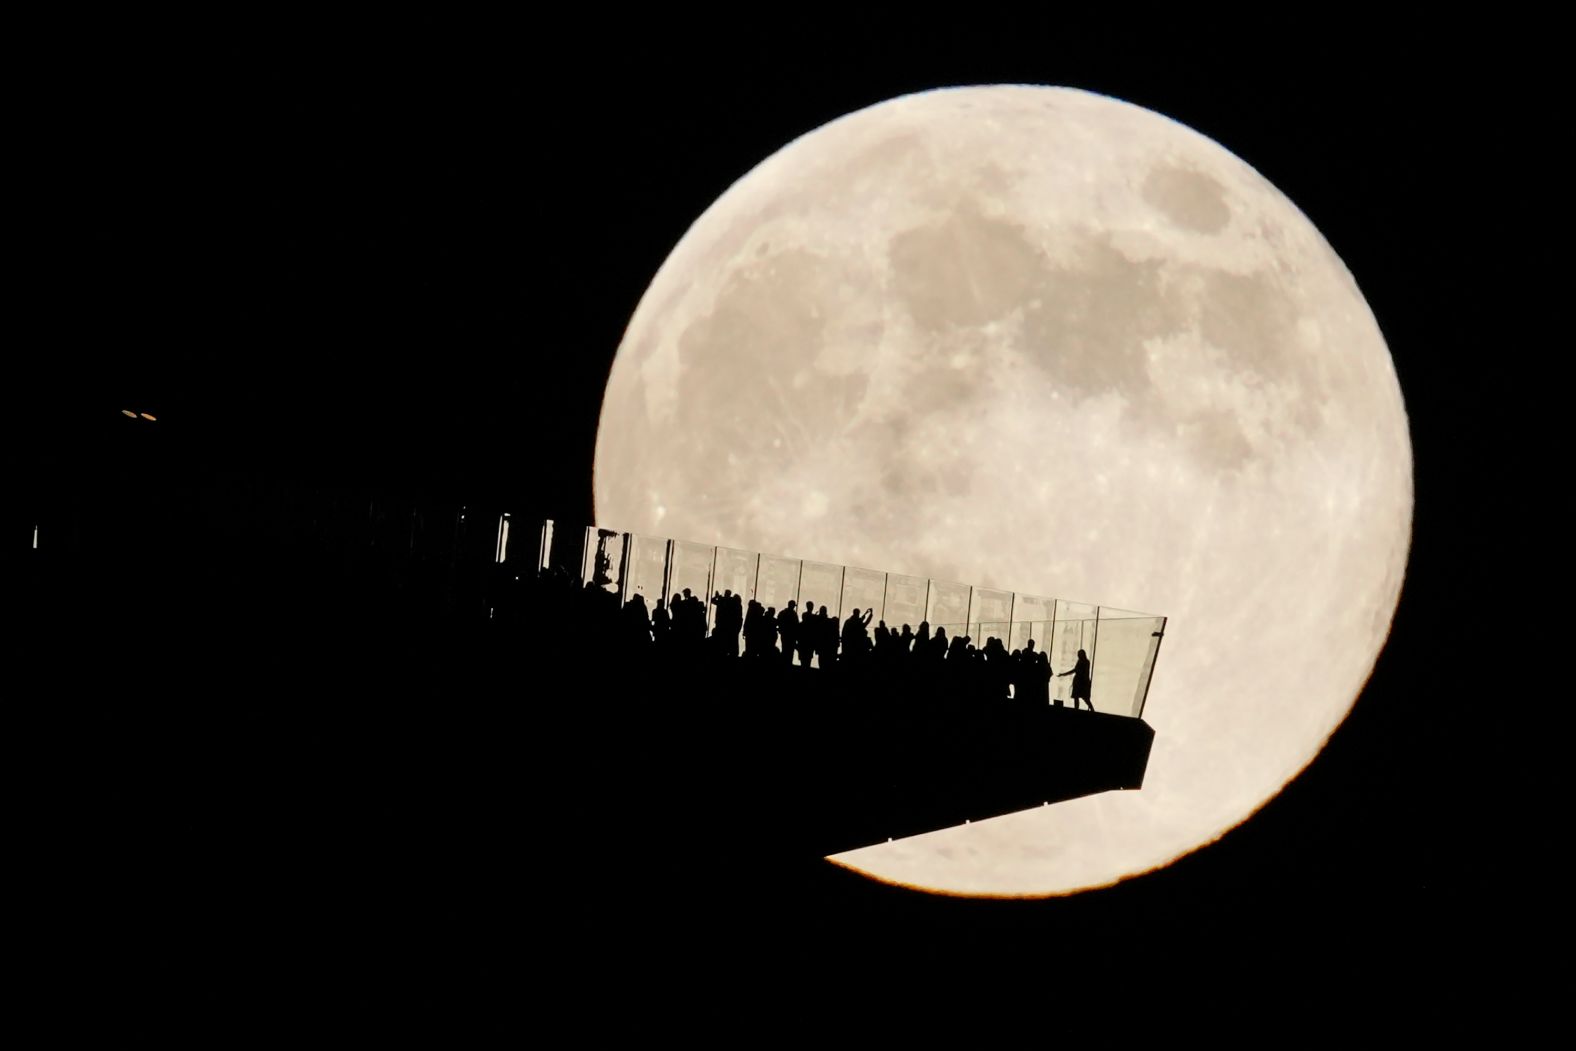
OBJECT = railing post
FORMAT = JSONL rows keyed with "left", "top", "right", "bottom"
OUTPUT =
{"left": 1138, "top": 616, "right": 1166, "bottom": 721}
{"left": 1047, "top": 599, "right": 1059, "bottom": 704}
{"left": 537, "top": 519, "right": 553, "bottom": 574}
{"left": 1091, "top": 605, "right": 1101, "bottom": 704}
{"left": 704, "top": 549, "right": 715, "bottom": 634}
{"left": 662, "top": 539, "right": 675, "bottom": 606}
{"left": 708, "top": 546, "right": 723, "bottom": 633}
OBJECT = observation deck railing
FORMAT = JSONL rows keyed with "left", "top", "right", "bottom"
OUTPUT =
{"left": 505, "top": 517, "right": 1165, "bottom": 720}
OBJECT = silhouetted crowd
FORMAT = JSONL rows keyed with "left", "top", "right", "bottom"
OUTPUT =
{"left": 497, "top": 567, "right": 1096, "bottom": 711}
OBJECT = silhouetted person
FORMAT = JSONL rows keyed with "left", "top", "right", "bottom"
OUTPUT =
{"left": 983, "top": 636, "right": 1010, "bottom": 700}
{"left": 762, "top": 606, "right": 779, "bottom": 656}
{"left": 841, "top": 607, "right": 875, "bottom": 664}
{"left": 674, "top": 587, "right": 706, "bottom": 651}
{"left": 1034, "top": 648, "right": 1052, "bottom": 705}
{"left": 710, "top": 589, "right": 742, "bottom": 657}
{"left": 815, "top": 607, "right": 839, "bottom": 669}
{"left": 929, "top": 625, "right": 946, "bottom": 664}
{"left": 777, "top": 600, "right": 799, "bottom": 665}
{"left": 1058, "top": 648, "right": 1094, "bottom": 710}
{"left": 723, "top": 590, "right": 744, "bottom": 656}
{"left": 796, "top": 602, "right": 818, "bottom": 667}
{"left": 651, "top": 597, "right": 671, "bottom": 648}
{"left": 743, "top": 599, "right": 765, "bottom": 658}
{"left": 1015, "top": 639, "right": 1050, "bottom": 704}
{"left": 621, "top": 593, "right": 653, "bottom": 650}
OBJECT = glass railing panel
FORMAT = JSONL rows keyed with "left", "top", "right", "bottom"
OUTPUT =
{"left": 754, "top": 553, "right": 802, "bottom": 614}
{"left": 667, "top": 538, "right": 716, "bottom": 609}
{"left": 925, "top": 579, "right": 971, "bottom": 636}
{"left": 1050, "top": 599, "right": 1098, "bottom": 708}
{"left": 798, "top": 559, "right": 845, "bottom": 622}
{"left": 582, "top": 525, "right": 628, "bottom": 595}
{"left": 1009, "top": 593, "right": 1055, "bottom": 657}
{"left": 798, "top": 559, "right": 845, "bottom": 665}
{"left": 969, "top": 586, "right": 1013, "bottom": 648}
{"left": 624, "top": 532, "right": 670, "bottom": 607}
{"left": 709, "top": 546, "right": 759, "bottom": 640}
{"left": 543, "top": 519, "right": 584, "bottom": 578}
{"left": 882, "top": 573, "right": 929, "bottom": 638}
{"left": 1091, "top": 609, "right": 1166, "bottom": 719}
{"left": 841, "top": 566, "right": 887, "bottom": 629}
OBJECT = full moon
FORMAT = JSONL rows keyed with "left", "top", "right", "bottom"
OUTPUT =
{"left": 593, "top": 86, "right": 1412, "bottom": 895}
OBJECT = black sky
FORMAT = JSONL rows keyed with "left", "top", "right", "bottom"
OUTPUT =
{"left": 21, "top": 25, "right": 1558, "bottom": 1007}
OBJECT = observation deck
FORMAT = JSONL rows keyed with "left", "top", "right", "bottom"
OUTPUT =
{"left": 491, "top": 518, "right": 1167, "bottom": 857}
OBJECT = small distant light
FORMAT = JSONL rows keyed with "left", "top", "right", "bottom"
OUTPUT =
{"left": 122, "top": 410, "right": 137, "bottom": 418}
{"left": 139, "top": 412, "right": 157, "bottom": 421}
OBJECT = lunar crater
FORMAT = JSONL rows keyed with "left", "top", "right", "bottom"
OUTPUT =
{"left": 887, "top": 202, "right": 1044, "bottom": 330}
{"left": 1143, "top": 164, "right": 1233, "bottom": 234}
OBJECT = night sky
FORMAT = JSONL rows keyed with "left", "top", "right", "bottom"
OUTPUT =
{"left": 20, "top": 25, "right": 1556, "bottom": 1013}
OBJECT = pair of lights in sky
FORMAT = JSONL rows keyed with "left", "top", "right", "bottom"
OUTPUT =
{"left": 121, "top": 410, "right": 157, "bottom": 421}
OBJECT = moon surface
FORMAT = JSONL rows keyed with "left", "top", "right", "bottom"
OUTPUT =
{"left": 593, "top": 86, "right": 1412, "bottom": 895}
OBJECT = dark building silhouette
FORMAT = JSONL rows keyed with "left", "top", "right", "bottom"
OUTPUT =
{"left": 19, "top": 471, "right": 1166, "bottom": 864}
